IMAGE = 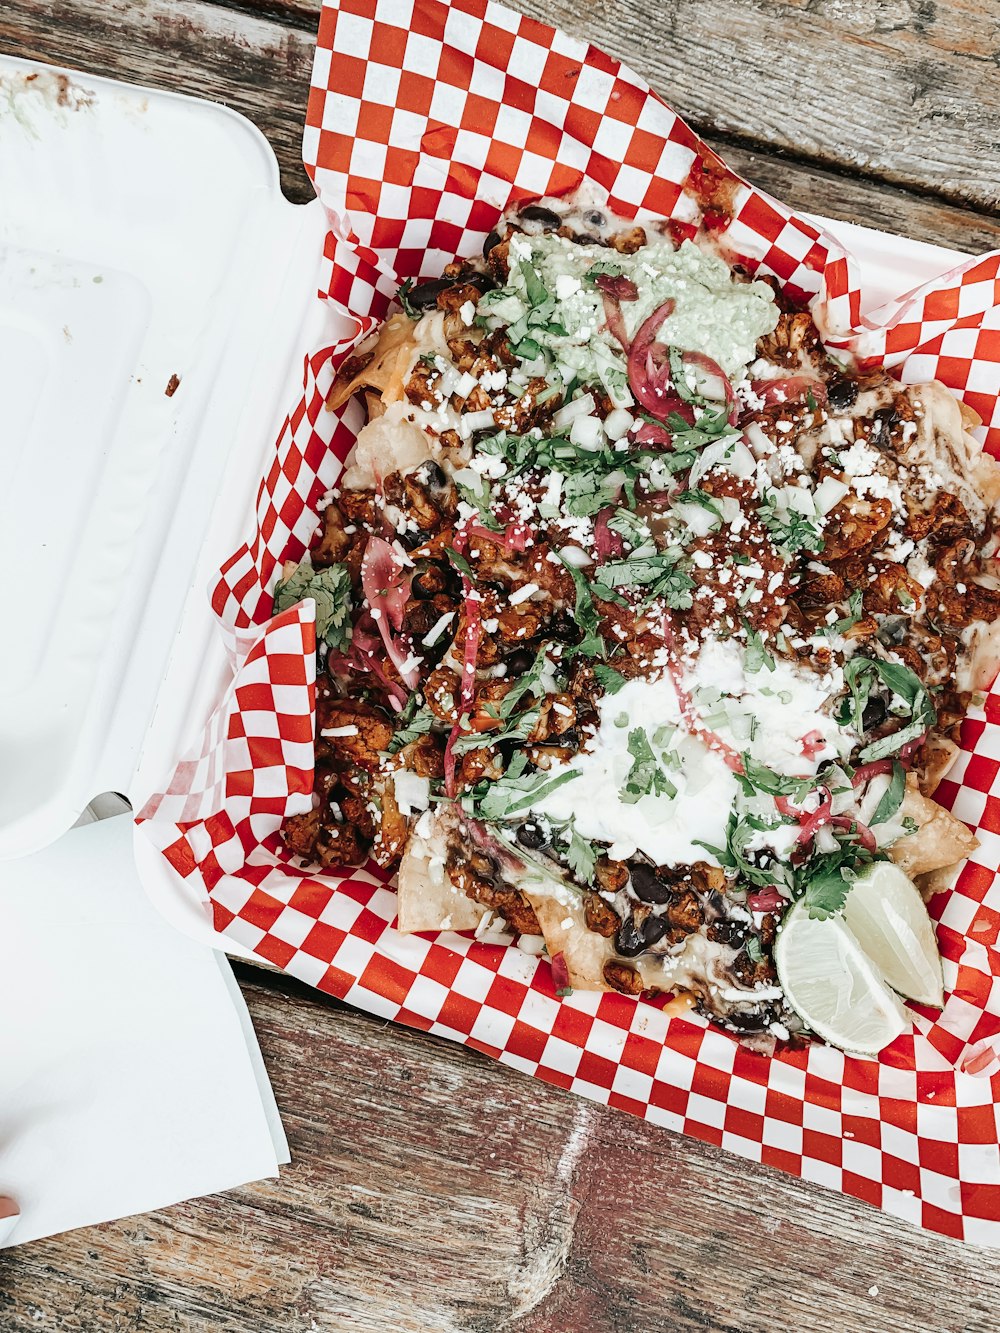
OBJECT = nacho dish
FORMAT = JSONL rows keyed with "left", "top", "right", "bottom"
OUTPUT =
{"left": 275, "top": 196, "right": 1000, "bottom": 1055}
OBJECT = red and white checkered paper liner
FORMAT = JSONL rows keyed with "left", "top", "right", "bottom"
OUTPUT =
{"left": 138, "top": 0, "right": 1000, "bottom": 1242}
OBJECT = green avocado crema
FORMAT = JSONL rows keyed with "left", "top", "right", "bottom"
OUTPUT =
{"left": 476, "top": 230, "right": 780, "bottom": 405}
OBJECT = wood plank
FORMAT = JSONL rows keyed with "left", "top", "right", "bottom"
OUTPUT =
{"left": 0, "top": 970, "right": 996, "bottom": 1332}
{"left": 225, "top": 0, "right": 1000, "bottom": 213}
{"left": 4, "top": 0, "right": 999, "bottom": 257}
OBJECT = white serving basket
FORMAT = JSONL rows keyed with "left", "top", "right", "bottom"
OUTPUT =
{"left": 0, "top": 52, "right": 971, "bottom": 940}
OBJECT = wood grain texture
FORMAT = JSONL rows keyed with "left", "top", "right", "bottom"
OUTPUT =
{"left": 2, "top": 2, "right": 1000, "bottom": 1329}
{"left": 0, "top": 971, "right": 996, "bottom": 1333}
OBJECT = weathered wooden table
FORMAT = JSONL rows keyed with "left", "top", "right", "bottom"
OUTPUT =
{"left": 2, "top": 2, "right": 999, "bottom": 1329}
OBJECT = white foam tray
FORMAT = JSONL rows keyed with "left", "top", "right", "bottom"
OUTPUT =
{"left": 0, "top": 55, "right": 975, "bottom": 950}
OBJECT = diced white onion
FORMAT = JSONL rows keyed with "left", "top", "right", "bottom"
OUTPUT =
{"left": 459, "top": 409, "right": 496, "bottom": 438}
{"left": 814, "top": 476, "right": 850, "bottom": 514}
{"left": 393, "top": 770, "right": 430, "bottom": 815}
{"left": 604, "top": 408, "right": 634, "bottom": 440}
{"left": 569, "top": 415, "right": 605, "bottom": 450}
{"left": 559, "top": 545, "right": 593, "bottom": 568}
{"left": 553, "top": 392, "right": 596, "bottom": 431}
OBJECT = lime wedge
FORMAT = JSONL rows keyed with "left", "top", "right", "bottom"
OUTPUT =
{"left": 843, "top": 861, "right": 944, "bottom": 1008}
{"left": 774, "top": 901, "right": 909, "bottom": 1055}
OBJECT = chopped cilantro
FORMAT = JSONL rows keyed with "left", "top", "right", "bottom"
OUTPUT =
{"left": 445, "top": 546, "right": 476, "bottom": 583}
{"left": 870, "top": 761, "right": 906, "bottom": 825}
{"left": 742, "top": 622, "right": 776, "bottom": 674}
{"left": 387, "top": 705, "right": 436, "bottom": 754}
{"left": 473, "top": 766, "right": 580, "bottom": 821}
{"left": 557, "top": 551, "right": 605, "bottom": 659}
{"left": 821, "top": 588, "right": 864, "bottom": 638}
{"left": 621, "top": 728, "right": 676, "bottom": 803}
{"left": 397, "top": 277, "right": 418, "bottom": 318}
{"left": 564, "top": 826, "right": 598, "bottom": 885}
{"left": 593, "top": 664, "right": 628, "bottom": 695}
{"left": 592, "top": 550, "right": 696, "bottom": 611}
{"left": 273, "top": 559, "right": 353, "bottom": 652}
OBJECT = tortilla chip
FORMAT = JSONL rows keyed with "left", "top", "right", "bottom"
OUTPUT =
{"left": 396, "top": 836, "right": 488, "bottom": 933}
{"left": 889, "top": 775, "right": 979, "bottom": 879}
{"left": 327, "top": 313, "right": 415, "bottom": 411}
{"left": 523, "top": 892, "right": 614, "bottom": 990}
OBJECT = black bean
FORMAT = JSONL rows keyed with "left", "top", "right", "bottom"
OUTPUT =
{"left": 482, "top": 229, "right": 502, "bottom": 258}
{"left": 516, "top": 820, "right": 547, "bottom": 850}
{"left": 468, "top": 272, "right": 495, "bottom": 295}
{"left": 628, "top": 862, "right": 673, "bottom": 905}
{"left": 724, "top": 1008, "right": 773, "bottom": 1034}
{"left": 869, "top": 406, "right": 899, "bottom": 450}
{"left": 616, "top": 912, "right": 669, "bottom": 957}
{"left": 505, "top": 648, "right": 535, "bottom": 675}
{"left": 744, "top": 847, "right": 774, "bottom": 870}
{"left": 862, "top": 696, "right": 887, "bottom": 731}
{"left": 709, "top": 920, "right": 748, "bottom": 948}
{"left": 584, "top": 210, "right": 607, "bottom": 229}
{"left": 407, "top": 278, "right": 452, "bottom": 309}
{"left": 548, "top": 609, "right": 581, "bottom": 643}
{"left": 826, "top": 376, "right": 859, "bottom": 411}
{"left": 556, "top": 729, "right": 579, "bottom": 749}
{"left": 518, "top": 204, "right": 563, "bottom": 229}
{"left": 420, "top": 460, "right": 447, "bottom": 490}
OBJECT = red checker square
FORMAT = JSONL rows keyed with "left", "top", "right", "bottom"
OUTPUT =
{"left": 550, "top": 1003, "right": 597, "bottom": 1048}
{"left": 739, "top": 195, "right": 787, "bottom": 245}
{"left": 920, "top": 1202, "right": 965, "bottom": 1240}
{"left": 761, "top": 1145, "right": 803, "bottom": 1177}
{"left": 835, "top": 1061, "right": 878, "bottom": 1099}
{"left": 277, "top": 710, "right": 315, "bottom": 744}
{"left": 393, "top": 1006, "right": 434, "bottom": 1034}
{"left": 475, "top": 21, "right": 516, "bottom": 69}
{"left": 575, "top": 1049, "right": 619, "bottom": 1089}
{"left": 918, "top": 1137, "right": 959, "bottom": 1177}
{"left": 536, "top": 1066, "right": 575, "bottom": 1092}
{"left": 397, "top": 69, "right": 436, "bottom": 119}
{"left": 878, "top": 1098, "right": 918, "bottom": 1135}
{"left": 603, "top": 78, "right": 646, "bottom": 127}
{"left": 978, "top": 795, "right": 1000, "bottom": 836}
{"left": 687, "top": 1119, "right": 724, "bottom": 1149}
{"left": 355, "top": 102, "right": 397, "bottom": 146}
{"left": 367, "top": 21, "right": 409, "bottom": 69}
{"left": 922, "top": 285, "right": 963, "bottom": 323}
{"left": 417, "top": 943, "right": 465, "bottom": 990}
{"left": 689, "top": 1061, "right": 732, "bottom": 1103}
{"left": 765, "top": 1088, "right": 810, "bottom": 1126}
{"left": 349, "top": 906, "right": 391, "bottom": 946}
{"left": 880, "top": 1153, "right": 921, "bottom": 1196}
{"left": 236, "top": 681, "right": 276, "bottom": 713}
{"left": 802, "top": 1129, "right": 843, "bottom": 1168}
{"left": 648, "top": 1077, "right": 692, "bottom": 1121}
{"left": 564, "top": 103, "right": 604, "bottom": 154}
{"left": 841, "top": 1171, "right": 882, "bottom": 1209}
{"left": 957, "top": 1106, "right": 1000, "bottom": 1145}
{"left": 164, "top": 836, "right": 197, "bottom": 879}
{"left": 255, "top": 933, "right": 299, "bottom": 970}
{"left": 360, "top": 953, "right": 418, "bottom": 1007}
{"left": 325, "top": 51, "right": 368, "bottom": 102}
{"left": 229, "top": 713, "right": 247, "bottom": 740}
{"left": 462, "top": 91, "right": 501, "bottom": 138}
{"left": 226, "top": 769, "right": 255, "bottom": 800}
{"left": 622, "top": 127, "right": 667, "bottom": 171}
{"left": 436, "top": 989, "right": 484, "bottom": 1036}
{"left": 955, "top": 860, "right": 995, "bottom": 904}
{"left": 620, "top": 1034, "right": 662, "bottom": 1078}
{"left": 316, "top": 962, "right": 356, "bottom": 1001}
{"left": 599, "top": 994, "right": 644, "bottom": 1030}
{"left": 210, "top": 901, "right": 237, "bottom": 932}
{"left": 609, "top": 1092, "right": 651, "bottom": 1119}
{"left": 542, "top": 47, "right": 587, "bottom": 87}
{"left": 247, "top": 736, "right": 288, "bottom": 770}
{"left": 506, "top": 1020, "right": 550, "bottom": 1064}
{"left": 961, "top": 1181, "right": 1000, "bottom": 1222}
{"left": 732, "top": 1046, "right": 773, "bottom": 1087}
{"left": 300, "top": 919, "right": 346, "bottom": 963}
{"left": 724, "top": 1106, "right": 765, "bottom": 1142}
{"left": 842, "top": 1114, "right": 881, "bottom": 1149}
{"left": 239, "top": 889, "right": 285, "bottom": 932}
{"left": 288, "top": 880, "right": 335, "bottom": 919}
{"left": 484, "top": 973, "right": 529, "bottom": 1014}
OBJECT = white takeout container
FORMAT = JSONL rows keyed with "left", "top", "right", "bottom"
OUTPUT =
{"left": 0, "top": 54, "right": 975, "bottom": 932}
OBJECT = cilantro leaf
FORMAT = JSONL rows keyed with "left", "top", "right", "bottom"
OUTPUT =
{"left": 274, "top": 559, "right": 353, "bottom": 652}
{"left": 742, "top": 622, "right": 775, "bottom": 675}
{"left": 564, "top": 826, "right": 598, "bottom": 886}
{"left": 557, "top": 551, "right": 605, "bottom": 659}
{"left": 592, "top": 550, "right": 696, "bottom": 611}
{"left": 870, "top": 760, "right": 906, "bottom": 825}
{"left": 593, "top": 664, "right": 628, "bottom": 695}
{"left": 387, "top": 705, "right": 436, "bottom": 754}
{"left": 821, "top": 588, "right": 863, "bottom": 638}
{"left": 474, "top": 767, "right": 580, "bottom": 821}
{"left": 621, "top": 728, "right": 676, "bottom": 804}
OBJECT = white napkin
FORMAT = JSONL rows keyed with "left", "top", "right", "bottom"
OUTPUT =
{"left": 0, "top": 814, "right": 288, "bottom": 1247}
